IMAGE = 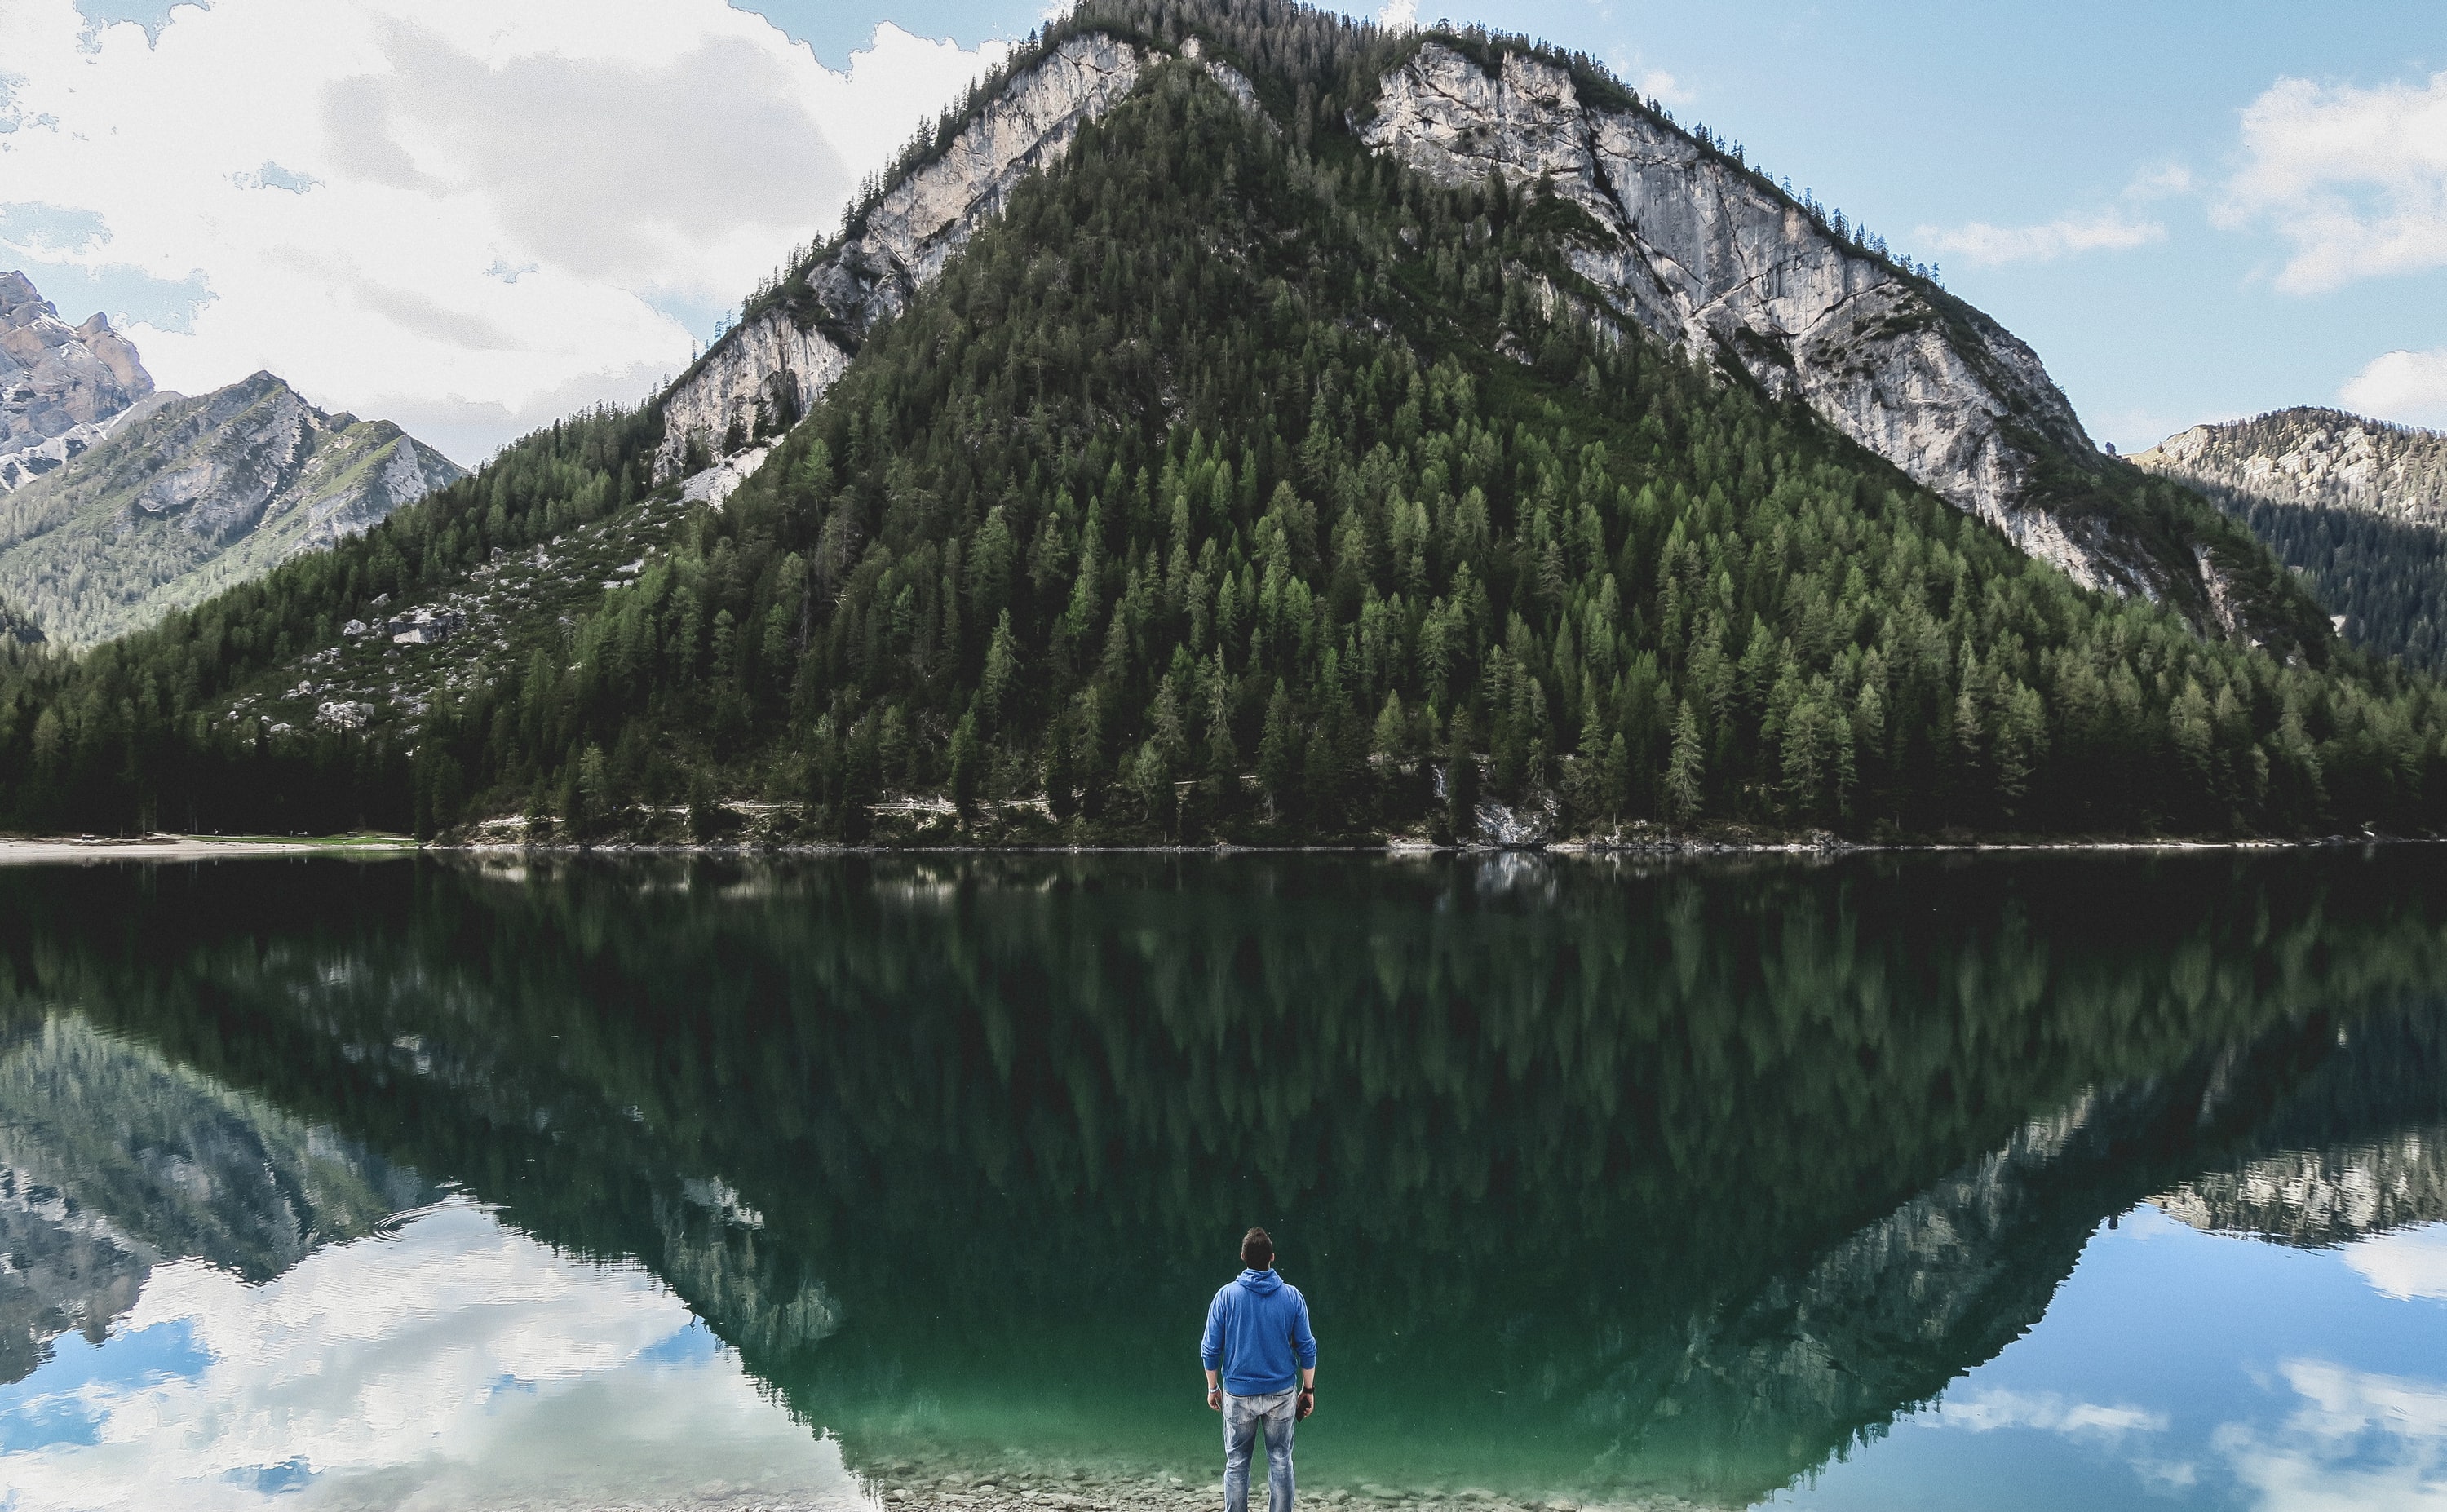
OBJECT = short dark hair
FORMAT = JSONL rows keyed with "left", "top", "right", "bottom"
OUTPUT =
{"left": 1241, "top": 1227, "right": 1274, "bottom": 1268}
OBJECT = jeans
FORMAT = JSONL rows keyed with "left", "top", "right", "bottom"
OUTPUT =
{"left": 1223, "top": 1388, "right": 1297, "bottom": 1512}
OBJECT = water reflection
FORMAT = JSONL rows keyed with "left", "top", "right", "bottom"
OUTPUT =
{"left": 0, "top": 852, "right": 2442, "bottom": 1508}
{"left": 0, "top": 1196, "right": 865, "bottom": 1510}
{"left": 0, "top": 1013, "right": 430, "bottom": 1382}
{"left": 2220, "top": 1357, "right": 2447, "bottom": 1510}
{"left": 1774, "top": 1207, "right": 2447, "bottom": 1510}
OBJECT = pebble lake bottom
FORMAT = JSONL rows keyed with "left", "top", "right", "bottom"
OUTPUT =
{"left": 0, "top": 850, "right": 2442, "bottom": 1511}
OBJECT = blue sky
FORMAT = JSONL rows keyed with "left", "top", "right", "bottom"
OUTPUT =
{"left": 746, "top": 0, "right": 2447, "bottom": 451}
{"left": 23, "top": 0, "right": 2447, "bottom": 458}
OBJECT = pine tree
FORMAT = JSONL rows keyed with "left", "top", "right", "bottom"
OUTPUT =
{"left": 1665, "top": 700, "right": 1705, "bottom": 824}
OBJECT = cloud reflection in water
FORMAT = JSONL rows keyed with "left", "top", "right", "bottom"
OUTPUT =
{"left": 2344, "top": 1226, "right": 2447, "bottom": 1304}
{"left": 2219, "top": 1359, "right": 2447, "bottom": 1511}
{"left": 0, "top": 1197, "right": 860, "bottom": 1511}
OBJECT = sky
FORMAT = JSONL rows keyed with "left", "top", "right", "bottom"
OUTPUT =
{"left": 2, "top": 0, "right": 2442, "bottom": 463}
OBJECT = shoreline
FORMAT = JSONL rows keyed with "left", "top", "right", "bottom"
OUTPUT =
{"left": 446, "top": 829, "right": 2440, "bottom": 857}
{"left": 854, "top": 1475, "right": 1715, "bottom": 1512}
{"left": 2, "top": 833, "right": 2432, "bottom": 865}
{"left": 0, "top": 835, "right": 416, "bottom": 864}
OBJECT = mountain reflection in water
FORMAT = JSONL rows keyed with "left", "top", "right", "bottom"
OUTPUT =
{"left": 0, "top": 851, "right": 2444, "bottom": 1509}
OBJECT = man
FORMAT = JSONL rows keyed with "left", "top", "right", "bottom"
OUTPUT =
{"left": 1201, "top": 1227, "right": 1317, "bottom": 1512}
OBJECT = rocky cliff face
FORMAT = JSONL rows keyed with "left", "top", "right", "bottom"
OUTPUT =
{"left": 655, "top": 33, "right": 1151, "bottom": 480}
{"left": 0, "top": 269, "right": 155, "bottom": 493}
{"left": 2136, "top": 408, "right": 2447, "bottom": 526}
{"left": 1358, "top": 44, "right": 2173, "bottom": 603}
{"left": 0, "top": 371, "right": 464, "bottom": 646}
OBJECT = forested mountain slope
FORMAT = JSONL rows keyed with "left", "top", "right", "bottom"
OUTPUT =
{"left": 668, "top": 2, "right": 2312, "bottom": 648}
{"left": 0, "top": 0, "right": 2439, "bottom": 843}
{"left": 0, "top": 371, "right": 464, "bottom": 647}
{"left": 2139, "top": 409, "right": 2447, "bottom": 677}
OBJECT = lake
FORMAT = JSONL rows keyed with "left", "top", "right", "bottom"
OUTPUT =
{"left": 1, "top": 851, "right": 2445, "bottom": 1511}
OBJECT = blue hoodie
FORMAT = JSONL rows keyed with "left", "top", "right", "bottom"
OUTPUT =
{"left": 1201, "top": 1268, "right": 1317, "bottom": 1396}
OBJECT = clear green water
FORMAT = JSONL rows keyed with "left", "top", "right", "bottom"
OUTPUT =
{"left": 2, "top": 852, "right": 2446, "bottom": 1510}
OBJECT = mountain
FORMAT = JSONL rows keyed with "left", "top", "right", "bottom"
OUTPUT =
{"left": 2137, "top": 409, "right": 2447, "bottom": 675}
{"left": 0, "top": 369, "right": 464, "bottom": 647}
{"left": 2138, "top": 407, "right": 2447, "bottom": 523}
{"left": 0, "top": 269, "right": 154, "bottom": 492}
{"left": 0, "top": 0, "right": 2438, "bottom": 845}
{"left": 665, "top": 19, "right": 2305, "bottom": 648}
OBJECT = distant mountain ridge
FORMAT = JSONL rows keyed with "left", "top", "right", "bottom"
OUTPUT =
{"left": 0, "top": 269, "right": 465, "bottom": 647}
{"left": 2138, "top": 408, "right": 2447, "bottom": 675}
{"left": 0, "top": 369, "right": 464, "bottom": 647}
{"left": 2138, "top": 407, "right": 2447, "bottom": 524}
{"left": 0, "top": 270, "right": 154, "bottom": 493}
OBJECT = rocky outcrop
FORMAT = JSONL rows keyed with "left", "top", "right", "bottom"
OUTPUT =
{"left": 110, "top": 373, "right": 458, "bottom": 548}
{"left": 2136, "top": 408, "right": 2447, "bottom": 526}
{"left": 656, "top": 33, "right": 1151, "bottom": 481}
{"left": 1471, "top": 793, "right": 1555, "bottom": 846}
{"left": 682, "top": 442, "right": 773, "bottom": 508}
{"left": 0, "top": 269, "right": 155, "bottom": 493}
{"left": 1358, "top": 44, "right": 2167, "bottom": 601}
{"left": 0, "top": 371, "right": 464, "bottom": 645}
{"left": 1182, "top": 36, "right": 1261, "bottom": 113}
{"left": 657, "top": 316, "right": 845, "bottom": 484}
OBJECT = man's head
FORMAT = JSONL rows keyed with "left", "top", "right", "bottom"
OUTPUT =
{"left": 1241, "top": 1227, "right": 1274, "bottom": 1270}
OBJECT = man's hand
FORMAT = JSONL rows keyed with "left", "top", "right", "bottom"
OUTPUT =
{"left": 1207, "top": 1386, "right": 1223, "bottom": 1412}
{"left": 1296, "top": 1386, "right": 1315, "bottom": 1421}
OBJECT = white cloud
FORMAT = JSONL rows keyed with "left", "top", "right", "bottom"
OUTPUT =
{"left": 2127, "top": 161, "right": 2197, "bottom": 201}
{"left": 2219, "top": 69, "right": 2447, "bottom": 294}
{"left": 1917, "top": 208, "right": 2165, "bottom": 267}
{"left": 1587, "top": 41, "right": 1695, "bottom": 110}
{"left": 0, "top": 0, "right": 1011, "bottom": 463}
{"left": 2218, "top": 1360, "right": 2447, "bottom": 1511}
{"left": 2341, "top": 349, "right": 2447, "bottom": 430}
{"left": 0, "top": 1198, "right": 861, "bottom": 1510}
{"left": 1376, "top": 0, "right": 1418, "bottom": 32}
{"left": 1637, "top": 69, "right": 1697, "bottom": 109}
{"left": 2342, "top": 1223, "right": 2447, "bottom": 1299}
{"left": 1932, "top": 1387, "right": 2168, "bottom": 1437}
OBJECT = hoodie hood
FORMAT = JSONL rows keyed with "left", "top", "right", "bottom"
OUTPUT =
{"left": 1237, "top": 1267, "right": 1284, "bottom": 1295}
